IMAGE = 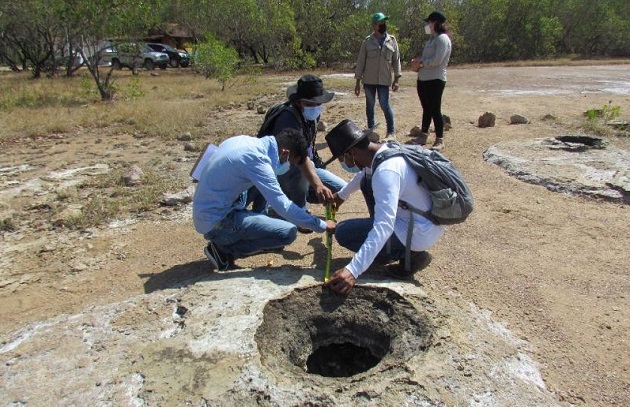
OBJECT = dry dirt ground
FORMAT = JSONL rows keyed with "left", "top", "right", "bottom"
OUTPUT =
{"left": 1, "top": 64, "right": 629, "bottom": 406}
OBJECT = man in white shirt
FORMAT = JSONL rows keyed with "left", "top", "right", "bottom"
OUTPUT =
{"left": 322, "top": 120, "right": 444, "bottom": 295}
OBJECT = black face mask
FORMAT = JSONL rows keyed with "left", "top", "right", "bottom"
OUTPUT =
{"left": 378, "top": 23, "right": 387, "bottom": 34}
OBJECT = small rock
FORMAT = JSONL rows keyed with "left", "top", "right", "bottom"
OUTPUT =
{"left": 183, "top": 142, "right": 197, "bottom": 152}
{"left": 510, "top": 114, "right": 529, "bottom": 125}
{"left": 478, "top": 112, "right": 496, "bottom": 128}
{"left": 70, "top": 262, "right": 89, "bottom": 272}
{"left": 317, "top": 121, "right": 327, "bottom": 132}
{"left": 177, "top": 132, "right": 193, "bottom": 141}
{"left": 410, "top": 126, "right": 425, "bottom": 138}
{"left": 53, "top": 204, "right": 84, "bottom": 225}
{"left": 257, "top": 106, "right": 266, "bottom": 114}
{"left": 443, "top": 114, "right": 452, "bottom": 130}
{"left": 161, "top": 187, "right": 194, "bottom": 206}
{"left": 246, "top": 101, "right": 255, "bottom": 110}
{"left": 123, "top": 165, "right": 144, "bottom": 187}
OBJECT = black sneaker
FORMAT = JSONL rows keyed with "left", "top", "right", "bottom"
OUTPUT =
{"left": 204, "top": 241, "right": 234, "bottom": 271}
{"left": 386, "top": 251, "right": 432, "bottom": 280}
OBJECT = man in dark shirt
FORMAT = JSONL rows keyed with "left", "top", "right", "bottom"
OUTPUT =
{"left": 267, "top": 75, "right": 347, "bottom": 225}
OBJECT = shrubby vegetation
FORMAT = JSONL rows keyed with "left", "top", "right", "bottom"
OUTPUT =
{"left": 0, "top": 0, "right": 628, "bottom": 98}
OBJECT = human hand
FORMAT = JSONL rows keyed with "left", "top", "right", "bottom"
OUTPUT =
{"left": 411, "top": 58, "right": 421, "bottom": 72}
{"left": 315, "top": 184, "right": 334, "bottom": 203}
{"left": 323, "top": 268, "right": 356, "bottom": 295}
{"left": 324, "top": 220, "right": 337, "bottom": 234}
{"left": 392, "top": 82, "right": 399, "bottom": 92}
{"left": 332, "top": 193, "right": 345, "bottom": 211}
{"left": 354, "top": 83, "right": 361, "bottom": 96}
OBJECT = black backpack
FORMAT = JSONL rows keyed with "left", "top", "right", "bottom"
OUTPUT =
{"left": 256, "top": 102, "right": 326, "bottom": 168}
{"left": 256, "top": 102, "right": 301, "bottom": 138}
{"left": 372, "top": 142, "right": 474, "bottom": 226}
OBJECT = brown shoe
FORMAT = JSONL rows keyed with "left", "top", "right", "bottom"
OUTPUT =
{"left": 431, "top": 138, "right": 444, "bottom": 150}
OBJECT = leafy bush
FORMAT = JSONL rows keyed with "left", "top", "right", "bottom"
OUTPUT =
{"left": 584, "top": 101, "right": 621, "bottom": 122}
{"left": 582, "top": 100, "right": 623, "bottom": 136}
{"left": 194, "top": 36, "right": 240, "bottom": 90}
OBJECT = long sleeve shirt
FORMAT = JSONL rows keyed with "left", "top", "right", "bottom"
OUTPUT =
{"left": 192, "top": 135, "right": 326, "bottom": 234}
{"left": 355, "top": 33, "right": 402, "bottom": 86}
{"left": 337, "top": 144, "right": 444, "bottom": 278}
{"left": 418, "top": 33, "right": 452, "bottom": 82}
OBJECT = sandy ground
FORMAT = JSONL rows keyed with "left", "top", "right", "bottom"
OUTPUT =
{"left": 1, "top": 64, "right": 629, "bottom": 406}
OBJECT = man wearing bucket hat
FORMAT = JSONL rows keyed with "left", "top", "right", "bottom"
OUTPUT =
{"left": 263, "top": 75, "right": 346, "bottom": 229}
{"left": 354, "top": 12, "right": 402, "bottom": 139}
{"left": 321, "top": 119, "right": 444, "bottom": 295}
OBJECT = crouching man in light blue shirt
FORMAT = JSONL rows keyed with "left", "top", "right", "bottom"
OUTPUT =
{"left": 193, "top": 128, "right": 337, "bottom": 270}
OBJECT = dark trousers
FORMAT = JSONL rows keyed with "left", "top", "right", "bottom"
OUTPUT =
{"left": 417, "top": 79, "right": 446, "bottom": 138}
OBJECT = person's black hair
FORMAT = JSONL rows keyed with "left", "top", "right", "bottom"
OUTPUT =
{"left": 275, "top": 128, "right": 307, "bottom": 165}
{"left": 354, "top": 135, "right": 370, "bottom": 150}
{"left": 434, "top": 22, "right": 448, "bottom": 34}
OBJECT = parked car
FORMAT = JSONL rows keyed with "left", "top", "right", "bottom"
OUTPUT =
{"left": 100, "top": 43, "right": 169, "bottom": 70}
{"left": 146, "top": 43, "right": 190, "bottom": 68}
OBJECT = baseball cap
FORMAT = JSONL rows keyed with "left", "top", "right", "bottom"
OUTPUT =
{"left": 371, "top": 12, "right": 389, "bottom": 23}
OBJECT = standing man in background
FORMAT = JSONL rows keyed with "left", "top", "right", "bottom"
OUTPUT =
{"left": 354, "top": 12, "right": 402, "bottom": 140}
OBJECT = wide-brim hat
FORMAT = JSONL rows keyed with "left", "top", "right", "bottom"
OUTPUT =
{"left": 424, "top": 10, "right": 446, "bottom": 24}
{"left": 287, "top": 74, "right": 334, "bottom": 104}
{"left": 323, "top": 119, "right": 373, "bottom": 167}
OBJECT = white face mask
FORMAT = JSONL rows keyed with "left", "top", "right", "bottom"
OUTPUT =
{"left": 302, "top": 105, "right": 322, "bottom": 121}
{"left": 424, "top": 24, "right": 432, "bottom": 35}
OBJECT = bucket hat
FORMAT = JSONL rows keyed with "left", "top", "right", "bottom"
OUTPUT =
{"left": 287, "top": 74, "right": 334, "bottom": 104}
{"left": 424, "top": 11, "right": 446, "bottom": 24}
{"left": 323, "top": 119, "right": 374, "bottom": 167}
{"left": 371, "top": 12, "right": 389, "bottom": 23}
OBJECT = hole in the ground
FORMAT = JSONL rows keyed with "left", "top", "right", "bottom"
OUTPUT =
{"left": 306, "top": 342, "right": 381, "bottom": 377}
{"left": 552, "top": 135, "right": 606, "bottom": 150}
{"left": 256, "top": 285, "right": 433, "bottom": 379}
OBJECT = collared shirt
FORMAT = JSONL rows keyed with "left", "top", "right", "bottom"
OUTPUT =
{"left": 418, "top": 33, "right": 452, "bottom": 82}
{"left": 192, "top": 135, "right": 326, "bottom": 234}
{"left": 355, "top": 33, "right": 402, "bottom": 86}
{"left": 337, "top": 144, "right": 445, "bottom": 278}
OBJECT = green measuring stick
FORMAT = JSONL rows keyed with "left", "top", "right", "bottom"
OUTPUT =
{"left": 324, "top": 203, "right": 335, "bottom": 282}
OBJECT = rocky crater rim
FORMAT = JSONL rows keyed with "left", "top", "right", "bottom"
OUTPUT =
{"left": 255, "top": 285, "right": 433, "bottom": 380}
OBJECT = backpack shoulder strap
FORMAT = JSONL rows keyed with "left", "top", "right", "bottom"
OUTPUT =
{"left": 372, "top": 142, "right": 405, "bottom": 172}
{"left": 257, "top": 101, "right": 302, "bottom": 138}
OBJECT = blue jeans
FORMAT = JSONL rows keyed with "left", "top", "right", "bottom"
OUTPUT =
{"left": 364, "top": 84, "right": 395, "bottom": 134}
{"left": 334, "top": 173, "right": 405, "bottom": 263}
{"left": 277, "top": 165, "right": 347, "bottom": 208}
{"left": 335, "top": 218, "right": 406, "bottom": 264}
{"left": 204, "top": 209, "right": 297, "bottom": 258}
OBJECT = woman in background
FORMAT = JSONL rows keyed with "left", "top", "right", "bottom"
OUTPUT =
{"left": 412, "top": 11, "right": 452, "bottom": 150}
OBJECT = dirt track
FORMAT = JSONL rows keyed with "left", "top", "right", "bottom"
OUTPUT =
{"left": 1, "top": 64, "right": 629, "bottom": 406}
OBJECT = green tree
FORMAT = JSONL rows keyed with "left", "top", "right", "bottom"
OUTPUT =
{"left": 0, "top": 0, "right": 62, "bottom": 78}
{"left": 194, "top": 35, "right": 240, "bottom": 90}
{"left": 70, "top": 0, "right": 166, "bottom": 100}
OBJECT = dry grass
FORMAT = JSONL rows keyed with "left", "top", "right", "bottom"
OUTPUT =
{"left": 0, "top": 68, "right": 278, "bottom": 142}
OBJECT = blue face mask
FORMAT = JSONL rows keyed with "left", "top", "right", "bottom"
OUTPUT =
{"left": 341, "top": 161, "right": 360, "bottom": 174}
{"left": 302, "top": 105, "right": 322, "bottom": 121}
{"left": 274, "top": 160, "right": 290, "bottom": 176}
